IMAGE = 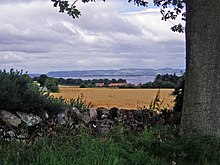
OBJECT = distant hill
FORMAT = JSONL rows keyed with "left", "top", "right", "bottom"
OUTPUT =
{"left": 46, "top": 68, "right": 184, "bottom": 77}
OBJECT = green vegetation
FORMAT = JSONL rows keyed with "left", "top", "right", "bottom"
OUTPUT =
{"left": 45, "top": 77, "right": 60, "bottom": 93}
{"left": 149, "top": 90, "right": 164, "bottom": 111}
{"left": 118, "top": 74, "right": 184, "bottom": 89}
{"left": 140, "top": 74, "right": 183, "bottom": 88}
{"left": 1, "top": 125, "right": 220, "bottom": 165}
{"left": 57, "top": 77, "right": 126, "bottom": 88}
{"left": 56, "top": 74, "right": 183, "bottom": 89}
{"left": 1, "top": 70, "right": 219, "bottom": 164}
{"left": 33, "top": 73, "right": 184, "bottom": 89}
{"left": 70, "top": 93, "right": 93, "bottom": 110}
{"left": 0, "top": 69, "right": 68, "bottom": 116}
{"left": 33, "top": 74, "right": 59, "bottom": 93}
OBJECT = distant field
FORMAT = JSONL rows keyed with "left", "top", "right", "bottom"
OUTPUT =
{"left": 51, "top": 86, "right": 175, "bottom": 109}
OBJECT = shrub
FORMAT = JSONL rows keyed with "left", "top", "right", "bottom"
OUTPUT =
{"left": 34, "top": 74, "right": 60, "bottom": 93}
{"left": 0, "top": 69, "right": 68, "bottom": 116}
{"left": 45, "top": 77, "right": 60, "bottom": 93}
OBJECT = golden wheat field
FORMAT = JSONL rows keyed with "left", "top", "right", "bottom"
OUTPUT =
{"left": 51, "top": 86, "right": 175, "bottom": 109}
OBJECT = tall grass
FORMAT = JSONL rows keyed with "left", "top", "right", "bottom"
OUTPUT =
{"left": 1, "top": 125, "right": 220, "bottom": 165}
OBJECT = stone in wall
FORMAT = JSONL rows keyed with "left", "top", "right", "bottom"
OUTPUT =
{"left": 0, "top": 110, "right": 21, "bottom": 127}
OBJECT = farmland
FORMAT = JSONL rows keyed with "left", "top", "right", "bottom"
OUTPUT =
{"left": 51, "top": 86, "right": 175, "bottom": 109}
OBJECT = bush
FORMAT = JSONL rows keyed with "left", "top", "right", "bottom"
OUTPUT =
{"left": 34, "top": 74, "right": 60, "bottom": 93}
{"left": 45, "top": 77, "right": 59, "bottom": 93}
{"left": 0, "top": 69, "right": 68, "bottom": 116}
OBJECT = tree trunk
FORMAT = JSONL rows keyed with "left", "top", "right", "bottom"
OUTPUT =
{"left": 181, "top": 0, "right": 220, "bottom": 136}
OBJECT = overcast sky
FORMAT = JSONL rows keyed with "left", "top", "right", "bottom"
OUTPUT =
{"left": 0, "top": 0, "right": 185, "bottom": 73}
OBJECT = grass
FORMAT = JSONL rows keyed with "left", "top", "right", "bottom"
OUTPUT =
{"left": 1, "top": 125, "right": 220, "bottom": 165}
{"left": 52, "top": 86, "right": 174, "bottom": 109}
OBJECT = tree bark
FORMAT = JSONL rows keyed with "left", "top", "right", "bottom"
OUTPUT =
{"left": 181, "top": 0, "right": 220, "bottom": 136}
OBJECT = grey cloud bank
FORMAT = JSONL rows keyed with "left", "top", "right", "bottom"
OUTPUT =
{"left": 0, "top": 0, "right": 185, "bottom": 73}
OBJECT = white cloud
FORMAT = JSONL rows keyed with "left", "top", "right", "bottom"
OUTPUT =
{"left": 0, "top": 0, "right": 185, "bottom": 73}
{"left": 0, "top": 52, "right": 26, "bottom": 64}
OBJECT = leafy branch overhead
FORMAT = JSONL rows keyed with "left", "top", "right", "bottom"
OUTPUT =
{"left": 51, "top": 0, "right": 148, "bottom": 18}
{"left": 51, "top": 0, "right": 185, "bottom": 32}
{"left": 155, "top": 0, "right": 186, "bottom": 32}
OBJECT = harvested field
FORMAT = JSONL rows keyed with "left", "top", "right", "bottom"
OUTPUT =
{"left": 51, "top": 86, "right": 175, "bottom": 109}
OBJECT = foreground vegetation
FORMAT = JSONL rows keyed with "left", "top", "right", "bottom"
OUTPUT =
{"left": 1, "top": 125, "right": 220, "bottom": 165}
{"left": 1, "top": 69, "right": 218, "bottom": 165}
{"left": 0, "top": 69, "right": 68, "bottom": 116}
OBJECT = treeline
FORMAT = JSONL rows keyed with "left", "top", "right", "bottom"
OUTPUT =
{"left": 140, "top": 73, "right": 183, "bottom": 88}
{"left": 33, "top": 74, "right": 127, "bottom": 89}
{"left": 57, "top": 78, "right": 127, "bottom": 88}
{"left": 119, "top": 73, "right": 184, "bottom": 89}
{"left": 33, "top": 73, "right": 183, "bottom": 90}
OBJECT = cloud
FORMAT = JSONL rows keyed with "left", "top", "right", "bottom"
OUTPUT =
{"left": 0, "top": 52, "right": 26, "bottom": 64}
{"left": 0, "top": 0, "right": 185, "bottom": 73}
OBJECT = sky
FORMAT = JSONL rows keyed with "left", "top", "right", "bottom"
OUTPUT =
{"left": 0, "top": 0, "right": 185, "bottom": 74}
